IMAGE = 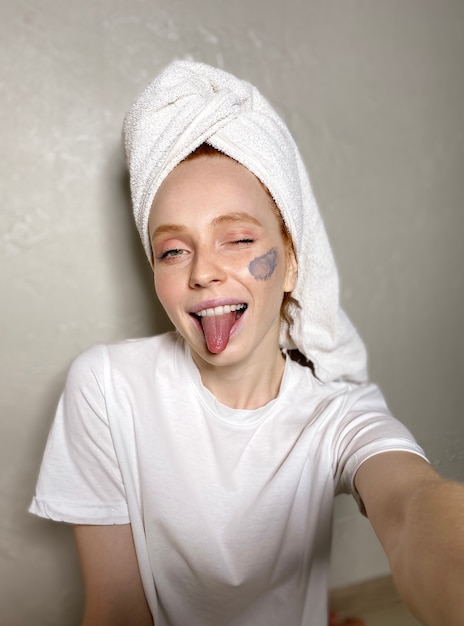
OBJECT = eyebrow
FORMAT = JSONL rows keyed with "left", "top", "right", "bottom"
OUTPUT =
{"left": 151, "top": 212, "right": 263, "bottom": 240}
{"left": 151, "top": 223, "right": 187, "bottom": 240}
{"left": 211, "top": 212, "right": 262, "bottom": 228}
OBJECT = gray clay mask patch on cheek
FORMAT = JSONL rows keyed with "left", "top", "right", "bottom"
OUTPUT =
{"left": 248, "top": 247, "right": 278, "bottom": 280}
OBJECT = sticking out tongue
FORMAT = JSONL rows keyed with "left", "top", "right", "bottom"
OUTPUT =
{"left": 200, "top": 312, "right": 237, "bottom": 354}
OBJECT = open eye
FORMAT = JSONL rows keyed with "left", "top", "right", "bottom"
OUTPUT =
{"left": 157, "top": 248, "right": 187, "bottom": 261}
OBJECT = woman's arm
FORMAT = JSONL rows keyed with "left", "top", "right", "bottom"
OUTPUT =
{"left": 355, "top": 452, "right": 464, "bottom": 626}
{"left": 74, "top": 524, "right": 154, "bottom": 626}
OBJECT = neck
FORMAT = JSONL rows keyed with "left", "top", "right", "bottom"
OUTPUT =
{"left": 192, "top": 349, "right": 286, "bottom": 410}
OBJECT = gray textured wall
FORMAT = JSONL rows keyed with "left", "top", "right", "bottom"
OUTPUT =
{"left": 1, "top": 0, "right": 463, "bottom": 623}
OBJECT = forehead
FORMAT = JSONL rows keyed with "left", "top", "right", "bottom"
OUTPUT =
{"left": 149, "top": 153, "right": 279, "bottom": 226}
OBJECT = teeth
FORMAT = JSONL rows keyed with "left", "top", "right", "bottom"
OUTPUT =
{"left": 196, "top": 304, "right": 246, "bottom": 317}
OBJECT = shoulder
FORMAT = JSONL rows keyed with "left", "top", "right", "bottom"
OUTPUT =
{"left": 287, "top": 358, "right": 389, "bottom": 416}
{"left": 69, "top": 331, "right": 179, "bottom": 373}
{"left": 287, "top": 362, "right": 424, "bottom": 458}
{"left": 64, "top": 331, "right": 181, "bottom": 398}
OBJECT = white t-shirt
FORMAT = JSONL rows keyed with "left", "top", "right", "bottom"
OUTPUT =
{"left": 30, "top": 332, "right": 426, "bottom": 626}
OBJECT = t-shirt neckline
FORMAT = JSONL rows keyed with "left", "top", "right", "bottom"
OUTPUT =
{"left": 176, "top": 334, "right": 295, "bottom": 426}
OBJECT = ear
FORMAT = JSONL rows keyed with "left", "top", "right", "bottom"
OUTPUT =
{"left": 284, "top": 246, "right": 298, "bottom": 293}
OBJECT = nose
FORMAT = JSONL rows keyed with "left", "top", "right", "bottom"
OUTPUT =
{"left": 189, "top": 248, "right": 227, "bottom": 289}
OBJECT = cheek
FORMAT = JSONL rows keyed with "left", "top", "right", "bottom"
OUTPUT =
{"left": 153, "top": 271, "right": 175, "bottom": 309}
{"left": 248, "top": 248, "right": 278, "bottom": 281}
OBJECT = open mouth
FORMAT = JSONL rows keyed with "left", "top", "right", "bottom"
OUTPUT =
{"left": 193, "top": 303, "right": 247, "bottom": 319}
{"left": 190, "top": 304, "right": 247, "bottom": 353}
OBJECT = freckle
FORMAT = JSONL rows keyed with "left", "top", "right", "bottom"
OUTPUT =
{"left": 249, "top": 248, "right": 278, "bottom": 280}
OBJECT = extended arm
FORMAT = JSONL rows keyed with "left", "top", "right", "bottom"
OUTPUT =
{"left": 355, "top": 452, "right": 464, "bottom": 626}
{"left": 74, "top": 524, "right": 153, "bottom": 626}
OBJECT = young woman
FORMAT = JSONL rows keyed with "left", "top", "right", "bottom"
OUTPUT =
{"left": 30, "top": 61, "right": 464, "bottom": 626}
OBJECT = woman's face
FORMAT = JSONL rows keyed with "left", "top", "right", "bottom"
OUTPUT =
{"left": 148, "top": 154, "right": 297, "bottom": 371}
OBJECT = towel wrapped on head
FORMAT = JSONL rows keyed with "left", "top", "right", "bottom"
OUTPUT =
{"left": 123, "top": 59, "right": 367, "bottom": 384}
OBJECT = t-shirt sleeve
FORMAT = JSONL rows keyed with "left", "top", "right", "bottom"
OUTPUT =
{"left": 29, "top": 344, "right": 130, "bottom": 525}
{"left": 332, "top": 383, "right": 428, "bottom": 513}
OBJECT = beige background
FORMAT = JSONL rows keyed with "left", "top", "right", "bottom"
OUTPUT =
{"left": 1, "top": 0, "right": 463, "bottom": 623}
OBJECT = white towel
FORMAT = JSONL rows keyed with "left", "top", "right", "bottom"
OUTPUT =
{"left": 123, "top": 60, "right": 367, "bottom": 383}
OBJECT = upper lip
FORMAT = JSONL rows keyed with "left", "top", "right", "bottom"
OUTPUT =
{"left": 189, "top": 297, "right": 247, "bottom": 315}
